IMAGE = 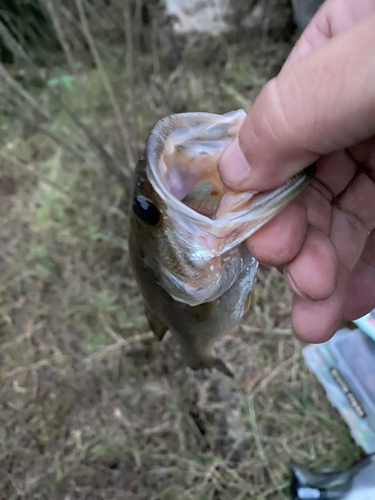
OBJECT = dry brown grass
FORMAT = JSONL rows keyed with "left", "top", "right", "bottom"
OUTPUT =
{"left": 0, "top": 1, "right": 362, "bottom": 499}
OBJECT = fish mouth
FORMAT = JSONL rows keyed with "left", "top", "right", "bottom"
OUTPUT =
{"left": 147, "top": 110, "right": 313, "bottom": 256}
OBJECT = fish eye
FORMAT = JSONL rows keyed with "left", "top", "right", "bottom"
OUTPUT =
{"left": 132, "top": 195, "right": 161, "bottom": 226}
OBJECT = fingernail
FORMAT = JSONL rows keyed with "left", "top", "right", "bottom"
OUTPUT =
{"left": 218, "top": 138, "right": 251, "bottom": 188}
{"left": 283, "top": 269, "right": 309, "bottom": 300}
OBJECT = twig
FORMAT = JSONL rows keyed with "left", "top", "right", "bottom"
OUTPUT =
{"left": 0, "top": 64, "right": 49, "bottom": 119}
{"left": 0, "top": 151, "right": 71, "bottom": 198}
{"left": 0, "top": 96, "right": 88, "bottom": 162}
{"left": 40, "top": 0, "right": 77, "bottom": 75}
{"left": 64, "top": 108, "right": 131, "bottom": 185}
{"left": 0, "top": 19, "right": 39, "bottom": 73}
{"left": 134, "top": 0, "right": 143, "bottom": 50}
{"left": 83, "top": 331, "right": 155, "bottom": 364}
{"left": 291, "top": 337, "right": 301, "bottom": 382}
{"left": 58, "top": 4, "right": 85, "bottom": 53}
{"left": 250, "top": 356, "right": 294, "bottom": 395}
{"left": 221, "top": 83, "right": 252, "bottom": 110}
{"left": 260, "top": 480, "right": 289, "bottom": 499}
{"left": 0, "top": 322, "right": 44, "bottom": 351}
{"left": 247, "top": 399, "right": 286, "bottom": 499}
{"left": 124, "top": 1, "right": 134, "bottom": 117}
{"left": 0, "top": 270, "right": 36, "bottom": 296}
{"left": 4, "top": 359, "right": 51, "bottom": 378}
{"left": 142, "top": 421, "right": 171, "bottom": 436}
{"left": 1, "top": 145, "right": 129, "bottom": 221}
{"left": 241, "top": 325, "right": 293, "bottom": 336}
{"left": 0, "top": 470, "right": 23, "bottom": 497}
{"left": 36, "top": 124, "right": 87, "bottom": 162}
{"left": 74, "top": 0, "right": 135, "bottom": 170}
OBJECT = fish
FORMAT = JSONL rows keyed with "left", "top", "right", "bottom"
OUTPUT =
{"left": 129, "top": 110, "right": 313, "bottom": 376}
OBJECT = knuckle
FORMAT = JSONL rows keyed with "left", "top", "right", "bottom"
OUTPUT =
{"left": 257, "top": 77, "right": 300, "bottom": 148}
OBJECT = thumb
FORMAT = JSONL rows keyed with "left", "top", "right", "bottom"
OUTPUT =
{"left": 218, "top": 12, "right": 375, "bottom": 192}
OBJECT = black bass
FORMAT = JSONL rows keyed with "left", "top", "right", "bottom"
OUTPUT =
{"left": 129, "top": 110, "right": 312, "bottom": 376}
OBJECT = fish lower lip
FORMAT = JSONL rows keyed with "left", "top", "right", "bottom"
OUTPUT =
{"left": 159, "top": 166, "right": 313, "bottom": 258}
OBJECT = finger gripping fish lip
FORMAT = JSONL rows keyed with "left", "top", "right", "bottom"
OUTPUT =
{"left": 146, "top": 110, "right": 313, "bottom": 247}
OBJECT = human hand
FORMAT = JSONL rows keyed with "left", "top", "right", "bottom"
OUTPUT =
{"left": 218, "top": 0, "right": 375, "bottom": 342}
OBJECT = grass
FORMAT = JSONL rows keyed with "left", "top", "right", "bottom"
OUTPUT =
{"left": 0, "top": 1, "right": 363, "bottom": 499}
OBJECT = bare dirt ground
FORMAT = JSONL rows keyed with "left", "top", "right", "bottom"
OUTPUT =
{"left": 0, "top": 1, "right": 362, "bottom": 499}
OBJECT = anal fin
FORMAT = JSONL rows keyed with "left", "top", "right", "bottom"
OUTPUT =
{"left": 145, "top": 304, "right": 168, "bottom": 341}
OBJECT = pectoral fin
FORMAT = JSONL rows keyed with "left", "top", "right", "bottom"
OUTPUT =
{"left": 145, "top": 304, "right": 168, "bottom": 341}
